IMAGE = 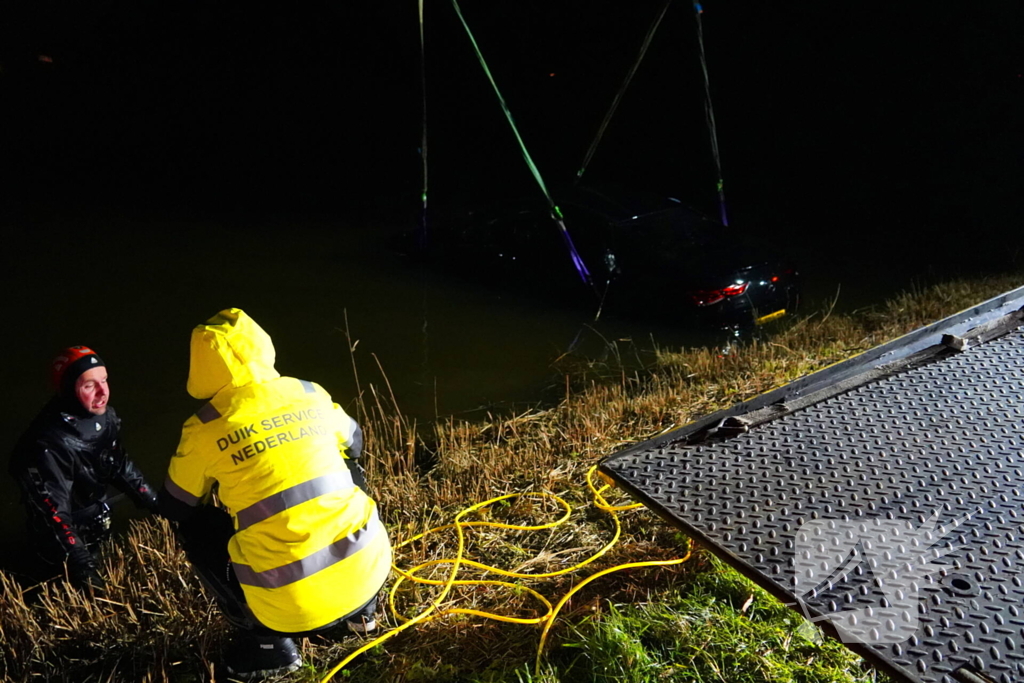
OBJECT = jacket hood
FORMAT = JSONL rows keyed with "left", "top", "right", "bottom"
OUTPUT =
{"left": 187, "top": 308, "right": 280, "bottom": 399}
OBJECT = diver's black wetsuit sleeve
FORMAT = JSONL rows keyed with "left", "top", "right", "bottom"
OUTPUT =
{"left": 14, "top": 444, "right": 95, "bottom": 572}
{"left": 111, "top": 451, "right": 159, "bottom": 512}
{"left": 102, "top": 411, "right": 157, "bottom": 512}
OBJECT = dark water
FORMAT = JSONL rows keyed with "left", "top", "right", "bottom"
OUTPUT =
{"left": 0, "top": 213, "right": 718, "bottom": 555}
{"left": 1, "top": 0, "right": 1021, "bottom": 560}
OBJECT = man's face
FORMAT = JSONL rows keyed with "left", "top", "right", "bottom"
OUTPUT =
{"left": 75, "top": 367, "right": 110, "bottom": 415}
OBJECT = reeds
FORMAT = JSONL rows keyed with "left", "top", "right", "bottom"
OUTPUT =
{"left": 0, "top": 517, "right": 222, "bottom": 682}
{"left": 2, "top": 273, "right": 1019, "bottom": 682}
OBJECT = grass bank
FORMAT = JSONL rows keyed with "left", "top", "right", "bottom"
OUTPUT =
{"left": 2, "top": 274, "right": 1020, "bottom": 682}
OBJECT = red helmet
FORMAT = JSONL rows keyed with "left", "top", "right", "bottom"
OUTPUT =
{"left": 51, "top": 346, "right": 104, "bottom": 394}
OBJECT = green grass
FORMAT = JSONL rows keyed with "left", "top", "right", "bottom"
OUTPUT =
{"left": 546, "top": 561, "right": 877, "bottom": 683}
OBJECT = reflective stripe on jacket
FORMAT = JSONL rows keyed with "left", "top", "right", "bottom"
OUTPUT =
{"left": 165, "top": 309, "right": 391, "bottom": 633}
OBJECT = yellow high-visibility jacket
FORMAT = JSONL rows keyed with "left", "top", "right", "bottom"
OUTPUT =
{"left": 164, "top": 309, "right": 391, "bottom": 633}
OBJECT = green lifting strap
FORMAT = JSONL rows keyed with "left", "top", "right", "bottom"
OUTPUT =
{"left": 449, "top": 0, "right": 595, "bottom": 289}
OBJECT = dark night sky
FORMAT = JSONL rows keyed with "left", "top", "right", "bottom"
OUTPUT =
{"left": 2, "top": 1, "right": 1022, "bottom": 276}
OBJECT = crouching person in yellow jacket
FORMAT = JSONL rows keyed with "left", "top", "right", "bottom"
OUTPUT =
{"left": 158, "top": 308, "right": 392, "bottom": 680}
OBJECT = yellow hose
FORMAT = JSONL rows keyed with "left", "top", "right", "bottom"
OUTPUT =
{"left": 319, "top": 465, "right": 692, "bottom": 682}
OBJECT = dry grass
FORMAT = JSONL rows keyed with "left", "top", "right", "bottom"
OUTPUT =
{"left": 0, "top": 517, "right": 222, "bottom": 682}
{"left": 1, "top": 273, "right": 1020, "bottom": 682}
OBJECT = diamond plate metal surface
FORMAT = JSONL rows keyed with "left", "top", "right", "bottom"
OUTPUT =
{"left": 603, "top": 329, "right": 1024, "bottom": 683}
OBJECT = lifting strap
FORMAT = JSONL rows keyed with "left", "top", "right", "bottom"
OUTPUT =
{"left": 576, "top": 0, "right": 674, "bottom": 182}
{"left": 693, "top": 2, "right": 728, "bottom": 225}
{"left": 449, "top": 0, "right": 595, "bottom": 290}
{"left": 418, "top": 0, "right": 429, "bottom": 247}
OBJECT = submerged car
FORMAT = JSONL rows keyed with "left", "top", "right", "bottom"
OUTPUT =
{"left": 404, "top": 185, "right": 799, "bottom": 329}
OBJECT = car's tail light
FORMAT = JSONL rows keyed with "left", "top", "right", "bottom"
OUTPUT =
{"left": 691, "top": 281, "right": 749, "bottom": 306}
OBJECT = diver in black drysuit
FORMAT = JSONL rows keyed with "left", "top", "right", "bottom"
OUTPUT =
{"left": 8, "top": 347, "right": 158, "bottom": 590}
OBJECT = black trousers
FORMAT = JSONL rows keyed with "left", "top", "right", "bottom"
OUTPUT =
{"left": 176, "top": 505, "right": 378, "bottom": 638}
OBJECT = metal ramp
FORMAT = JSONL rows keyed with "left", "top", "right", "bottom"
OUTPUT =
{"left": 600, "top": 287, "right": 1024, "bottom": 683}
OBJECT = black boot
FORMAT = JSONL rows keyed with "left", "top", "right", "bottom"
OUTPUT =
{"left": 224, "top": 633, "right": 301, "bottom": 680}
{"left": 345, "top": 594, "right": 379, "bottom": 634}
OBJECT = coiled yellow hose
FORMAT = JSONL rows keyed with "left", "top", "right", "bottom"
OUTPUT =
{"left": 319, "top": 465, "right": 692, "bottom": 682}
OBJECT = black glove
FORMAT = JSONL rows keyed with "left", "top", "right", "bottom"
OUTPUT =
{"left": 68, "top": 548, "right": 105, "bottom": 593}
{"left": 126, "top": 483, "right": 160, "bottom": 515}
{"left": 69, "top": 561, "right": 104, "bottom": 593}
{"left": 139, "top": 488, "right": 160, "bottom": 515}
